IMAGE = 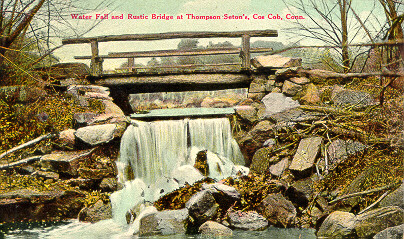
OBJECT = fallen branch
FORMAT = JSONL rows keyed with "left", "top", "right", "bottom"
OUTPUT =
{"left": 329, "top": 182, "right": 399, "bottom": 204}
{"left": 0, "top": 133, "right": 56, "bottom": 160}
{"left": 0, "top": 156, "right": 42, "bottom": 170}
{"left": 357, "top": 190, "right": 391, "bottom": 215}
{"left": 298, "top": 69, "right": 404, "bottom": 79}
{"left": 299, "top": 105, "right": 365, "bottom": 117}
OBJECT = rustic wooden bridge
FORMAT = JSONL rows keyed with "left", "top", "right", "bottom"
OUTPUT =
{"left": 62, "top": 30, "right": 277, "bottom": 112}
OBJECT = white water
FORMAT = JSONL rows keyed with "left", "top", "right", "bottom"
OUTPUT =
{"left": 112, "top": 117, "right": 246, "bottom": 228}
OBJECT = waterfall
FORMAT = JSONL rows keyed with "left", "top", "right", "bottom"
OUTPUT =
{"left": 112, "top": 117, "right": 245, "bottom": 226}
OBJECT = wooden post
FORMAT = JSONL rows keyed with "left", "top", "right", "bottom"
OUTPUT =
{"left": 128, "top": 58, "right": 135, "bottom": 68}
{"left": 90, "top": 40, "right": 103, "bottom": 76}
{"left": 241, "top": 35, "right": 251, "bottom": 70}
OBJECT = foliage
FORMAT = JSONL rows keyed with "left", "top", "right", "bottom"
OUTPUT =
{"left": 0, "top": 92, "right": 104, "bottom": 161}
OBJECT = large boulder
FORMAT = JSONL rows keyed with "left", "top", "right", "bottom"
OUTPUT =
{"left": 0, "top": 189, "right": 85, "bottom": 223}
{"left": 252, "top": 55, "right": 302, "bottom": 69}
{"left": 373, "top": 224, "right": 404, "bottom": 239}
{"left": 261, "top": 93, "right": 300, "bottom": 118}
{"left": 171, "top": 165, "right": 204, "bottom": 186}
{"left": 379, "top": 182, "right": 404, "bottom": 209}
{"left": 199, "top": 221, "right": 233, "bottom": 236}
{"left": 250, "top": 147, "right": 278, "bottom": 174}
{"left": 201, "top": 183, "right": 241, "bottom": 208}
{"left": 325, "top": 139, "right": 367, "bottom": 171}
{"left": 185, "top": 190, "right": 218, "bottom": 225}
{"left": 301, "top": 83, "right": 321, "bottom": 105}
{"left": 317, "top": 211, "right": 357, "bottom": 238}
{"left": 289, "top": 137, "right": 322, "bottom": 172}
{"left": 282, "top": 80, "right": 303, "bottom": 96}
{"left": 275, "top": 67, "right": 303, "bottom": 80}
{"left": 138, "top": 209, "right": 189, "bottom": 236}
{"left": 286, "top": 175, "right": 320, "bottom": 208}
{"left": 78, "top": 199, "right": 112, "bottom": 223}
{"left": 355, "top": 206, "right": 404, "bottom": 238}
{"left": 227, "top": 210, "right": 269, "bottom": 231}
{"left": 331, "top": 86, "right": 378, "bottom": 109}
{"left": 269, "top": 158, "right": 290, "bottom": 177}
{"left": 257, "top": 193, "right": 297, "bottom": 227}
{"left": 40, "top": 149, "right": 94, "bottom": 177}
{"left": 99, "top": 178, "right": 118, "bottom": 192}
{"left": 75, "top": 124, "right": 118, "bottom": 146}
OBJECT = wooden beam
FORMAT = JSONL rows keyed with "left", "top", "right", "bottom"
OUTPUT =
{"left": 95, "top": 73, "right": 251, "bottom": 86}
{"left": 62, "top": 30, "right": 278, "bottom": 44}
{"left": 74, "top": 47, "right": 273, "bottom": 60}
{"left": 116, "top": 62, "right": 240, "bottom": 70}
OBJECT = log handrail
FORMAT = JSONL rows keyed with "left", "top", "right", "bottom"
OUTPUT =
{"left": 62, "top": 30, "right": 278, "bottom": 44}
{"left": 61, "top": 30, "right": 278, "bottom": 76}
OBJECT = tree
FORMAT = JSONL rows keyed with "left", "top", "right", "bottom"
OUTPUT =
{"left": 0, "top": 0, "right": 110, "bottom": 83}
{"left": 283, "top": 0, "right": 388, "bottom": 72}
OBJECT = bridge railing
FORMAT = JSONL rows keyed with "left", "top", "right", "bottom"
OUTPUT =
{"left": 62, "top": 30, "right": 278, "bottom": 76}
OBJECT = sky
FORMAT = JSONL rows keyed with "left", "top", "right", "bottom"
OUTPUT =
{"left": 52, "top": 0, "right": 399, "bottom": 69}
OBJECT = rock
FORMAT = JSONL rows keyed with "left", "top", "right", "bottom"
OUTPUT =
{"left": 289, "top": 137, "right": 322, "bottom": 172}
{"left": 235, "top": 105, "right": 259, "bottom": 124}
{"left": 186, "top": 190, "right": 218, "bottom": 225}
{"left": 40, "top": 149, "right": 93, "bottom": 177}
{"left": 288, "top": 77, "right": 310, "bottom": 85}
{"left": 75, "top": 124, "right": 118, "bottom": 146}
{"left": 231, "top": 165, "right": 250, "bottom": 177}
{"left": 374, "top": 224, "right": 404, "bottom": 239}
{"left": 286, "top": 175, "right": 320, "bottom": 208}
{"left": 58, "top": 129, "right": 76, "bottom": 149}
{"left": 380, "top": 182, "right": 404, "bottom": 209}
{"left": 252, "top": 55, "right": 302, "bottom": 69}
{"left": 99, "top": 178, "right": 118, "bottom": 192}
{"left": 317, "top": 211, "right": 356, "bottom": 238}
{"left": 275, "top": 67, "right": 303, "bottom": 80}
{"left": 261, "top": 93, "right": 300, "bottom": 117}
{"left": 67, "top": 85, "right": 110, "bottom": 97}
{"left": 249, "top": 82, "right": 266, "bottom": 93}
{"left": 263, "top": 138, "right": 276, "bottom": 147}
{"left": 354, "top": 206, "right": 404, "bottom": 238}
{"left": 73, "top": 112, "right": 98, "bottom": 129}
{"left": 85, "top": 92, "right": 113, "bottom": 101}
{"left": 202, "top": 183, "right": 240, "bottom": 208}
{"left": 250, "top": 147, "right": 278, "bottom": 174}
{"left": 78, "top": 199, "right": 112, "bottom": 223}
{"left": 138, "top": 209, "right": 189, "bottom": 236}
{"left": 301, "top": 83, "right": 321, "bottom": 105}
{"left": 34, "top": 171, "right": 60, "bottom": 181}
{"left": 238, "top": 121, "right": 276, "bottom": 163}
{"left": 269, "top": 108, "right": 324, "bottom": 124}
{"left": 326, "top": 139, "right": 367, "bottom": 170}
{"left": 247, "top": 92, "right": 266, "bottom": 101}
{"left": 0, "top": 189, "right": 85, "bottom": 223}
{"left": 126, "top": 202, "right": 153, "bottom": 224}
{"left": 257, "top": 193, "right": 297, "bottom": 227}
{"left": 171, "top": 165, "right": 204, "bottom": 187}
{"left": 102, "top": 99, "right": 125, "bottom": 116}
{"left": 331, "top": 86, "right": 378, "bottom": 109}
{"left": 282, "top": 80, "right": 303, "bottom": 96}
{"left": 199, "top": 221, "right": 233, "bottom": 236}
{"left": 227, "top": 211, "right": 269, "bottom": 231}
{"left": 269, "top": 158, "right": 290, "bottom": 177}
{"left": 65, "top": 178, "right": 97, "bottom": 190}
{"left": 390, "top": 131, "right": 404, "bottom": 149}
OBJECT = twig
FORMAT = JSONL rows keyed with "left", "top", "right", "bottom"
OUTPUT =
{"left": 357, "top": 190, "right": 391, "bottom": 215}
{"left": 0, "top": 156, "right": 42, "bottom": 170}
{"left": 329, "top": 182, "right": 399, "bottom": 204}
{"left": 0, "top": 133, "right": 56, "bottom": 160}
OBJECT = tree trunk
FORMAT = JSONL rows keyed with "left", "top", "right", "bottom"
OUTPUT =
{"left": 339, "top": 0, "right": 350, "bottom": 73}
